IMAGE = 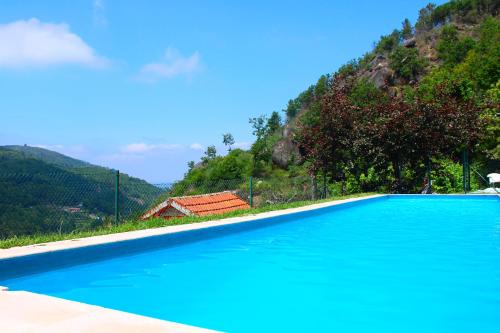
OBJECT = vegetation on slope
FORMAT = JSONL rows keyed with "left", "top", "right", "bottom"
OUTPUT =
{"left": 183, "top": 0, "right": 499, "bottom": 195}
{"left": 0, "top": 146, "right": 162, "bottom": 238}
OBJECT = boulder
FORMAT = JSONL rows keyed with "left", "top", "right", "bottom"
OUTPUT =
{"left": 358, "top": 54, "right": 394, "bottom": 89}
{"left": 403, "top": 37, "right": 417, "bottom": 48}
{"left": 272, "top": 137, "right": 300, "bottom": 168}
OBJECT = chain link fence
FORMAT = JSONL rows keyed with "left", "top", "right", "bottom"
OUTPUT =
{"left": 1, "top": 165, "right": 495, "bottom": 240}
{"left": 0, "top": 172, "right": 332, "bottom": 239}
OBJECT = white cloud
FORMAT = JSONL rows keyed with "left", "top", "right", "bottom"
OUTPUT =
{"left": 121, "top": 143, "right": 155, "bottom": 153}
{"left": 189, "top": 143, "right": 203, "bottom": 150}
{"left": 98, "top": 153, "right": 145, "bottom": 163}
{"left": 233, "top": 142, "right": 252, "bottom": 150}
{"left": 139, "top": 47, "right": 201, "bottom": 81}
{"left": 0, "top": 18, "right": 108, "bottom": 68}
{"left": 92, "top": 0, "right": 107, "bottom": 27}
{"left": 33, "top": 144, "right": 64, "bottom": 150}
{"left": 121, "top": 143, "right": 183, "bottom": 153}
{"left": 32, "top": 144, "right": 89, "bottom": 160}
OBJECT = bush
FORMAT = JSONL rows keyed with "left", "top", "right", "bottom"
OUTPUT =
{"left": 375, "top": 30, "right": 401, "bottom": 53}
{"left": 458, "top": 17, "right": 500, "bottom": 91}
{"left": 436, "top": 25, "right": 476, "bottom": 66}
{"left": 418, "top": 68, "right": 475, "bottom": 101}
{"left": 390, "top": 46, "right": 427, "bottom": 81}
{"left": 349, "top": 79, "right": 387, "bottom": 107}
{"left": 431, "top": 159, "right": 463, "bottom": 193}
{"left": 337, "top": 59, "right": 359, "bottom": 77}
{"left": 416, "top": 1, "right": 499, "bottom": 32}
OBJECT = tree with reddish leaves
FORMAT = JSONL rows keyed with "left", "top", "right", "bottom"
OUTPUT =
{"left": 296, "top": 76, "right": 363, "bottom": 193}
{"left": 414, "top": 84, "right": 485, "bottom": 156}
{"left": 367, "top": 85, "right": 485, "bottom": 192}
{"left": 296, "top": 76, "right": 486, "bottom": 193}
{"left": 367, "top": 96, "right": 417, "bottom": 192}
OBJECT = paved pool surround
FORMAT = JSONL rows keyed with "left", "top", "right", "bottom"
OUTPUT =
{"left": 0, "top": 289, "right": 218, "bottom": 333}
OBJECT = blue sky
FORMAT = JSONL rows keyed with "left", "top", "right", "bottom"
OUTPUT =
{"left": 0, "top": 0, "right": 445, "bottom": 182}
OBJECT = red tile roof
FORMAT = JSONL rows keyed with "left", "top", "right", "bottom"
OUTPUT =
{"left": 172, "top": 192, "right": 250, "bottom": 216}
{"left": 141, "top": 191, "right": 250, "bottom": 219}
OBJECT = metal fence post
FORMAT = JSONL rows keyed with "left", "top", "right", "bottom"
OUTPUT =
{"left": 311, "top": 175, "right": 317, "bottom": 201}
{"left": 322, "top": 173, "right": 327, "bottom": 199}
{"left": 467, "top": 153, "right": 471, "bottom": 192}
{"left": 426, "top": 156, "right": 432, "bottom": 193}
{"left": 115, "top": 170, "right": 120, "bottom": 224}
{"left": 462, "top": 150, "right": 468, "bottom": 194}
{"left": 249, "top": 176, "right": 253, "bottom": 207}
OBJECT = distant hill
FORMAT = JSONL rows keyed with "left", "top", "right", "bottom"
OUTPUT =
{"left": 3, "top": 145, "right": 90, "bottom": 168}
{"left": 0, "top": 145, "right": 163, "bottom": 238}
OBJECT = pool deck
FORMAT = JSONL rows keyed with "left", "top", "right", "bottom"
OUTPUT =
{"left": 0, "top": 194, "right": 385, "bottom": 332}
{"left": 0, "top": 289, "right": 218, "bottom": 333}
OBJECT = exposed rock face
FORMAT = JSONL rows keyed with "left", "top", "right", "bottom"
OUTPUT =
{"left": 359, "top": 55, "right": 394, "bottom": 89}
{"left": 272, "top": 136, "right": 300, "bottom": 168}
{"left": 403, "top": 37, "right": 417, "bottom": 48}
{"left": 193, "top": 161, "right": 204, "bottom": 170}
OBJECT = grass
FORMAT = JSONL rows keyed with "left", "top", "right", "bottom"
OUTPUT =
{"left": 0, "top": 192, "right": 377, "bottom": 249}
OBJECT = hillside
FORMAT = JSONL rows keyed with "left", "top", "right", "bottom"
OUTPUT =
{"left": 274, "top": 0, "right": 499, "bottom": 168}
{"left": 183, "top": 0, "right": 499, "bottom": 195}
{"left": 0, "top": 146, "right": 163, "bottom": 238}
{"left": 3, "top": 145, "right": 90, "bottom": 168}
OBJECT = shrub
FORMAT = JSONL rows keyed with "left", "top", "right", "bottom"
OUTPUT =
{"left": 401, "top": 18, "right": 414, "bottom": 39}
{"left": 436, "top": 25, "right": 476, "bottom": 66}
{"left": 390, "top": 46, "right": 427, "bottom": 81}
{"left": 418, "top": 68, "right": 475, "bottom": 101}
{"left": 375, "top": 30, "right": 401, "bottom": 53}
{"left": 348, "top": 79, "right": 387, "bottom": 107}
{"left": 415, "top": 3, "right": 436, "bottom": 32}
{"left": 337, "top": 59, "right": 359, "bottom": 77}
{"left": 458, "top": 17, "right": 500, "bottom": 91}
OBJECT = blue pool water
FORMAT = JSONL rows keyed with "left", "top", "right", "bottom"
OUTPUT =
{"left": 2, "top": 195, "right": 500, "bottom": 332}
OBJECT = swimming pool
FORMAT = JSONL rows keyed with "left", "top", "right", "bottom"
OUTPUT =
{"left": 1, "top": 195, "right": 499, "bottom": 332}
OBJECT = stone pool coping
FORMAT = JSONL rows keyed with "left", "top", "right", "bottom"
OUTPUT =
{"left": 0, "top": 194, "right": 385, "bottom": 260}
{"left": 0, "top": 290, "right": 218, "bottom": 333}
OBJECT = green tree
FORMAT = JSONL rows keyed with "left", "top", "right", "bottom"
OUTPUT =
{"left": 479, "top": 80, "right": 500, "bottom": 160}
{"left": 222, "top": 133, "right": 235, "bottom": 151}
{"left": 375, "top": 30, "right": 401, "bottom": 53}
{"left": 349, "top": 78, "right": 387, "bottom": 107}
{"left": 267, "top": 112, "right": 282, "bottom": 134}
{"left": 202, "top": 145, "right": 217, "bottom": 163}
{"left": 401, "top": 18, "right": 414, "bottom": 39}
{"left": 314, "top": 75, "right": 330, "bottom": 96}
{"left": 436, "top": 25, "right": 475, "bottom": 66}
{"left": 249, "top": 116, "right": 268, "bottom": 140}
{"left": 390, "top": 46, "right": 427, "bottom": 81}
{"left": 459, "top": 17, "right": 500, "bottom": 91}
{"left": 415, "top": 3, "right": 436, "bottom": 32}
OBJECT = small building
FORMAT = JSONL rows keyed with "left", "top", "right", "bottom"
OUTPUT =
{"left": 63, "top": 207, "right": 82, "bottom": 213}
{"left": 141, "top": 191, "right": 250, "bottom": 220}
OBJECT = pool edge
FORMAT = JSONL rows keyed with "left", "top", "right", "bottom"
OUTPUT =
{"left": 0, "top": 194, "right": 386, "bottom": 261}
